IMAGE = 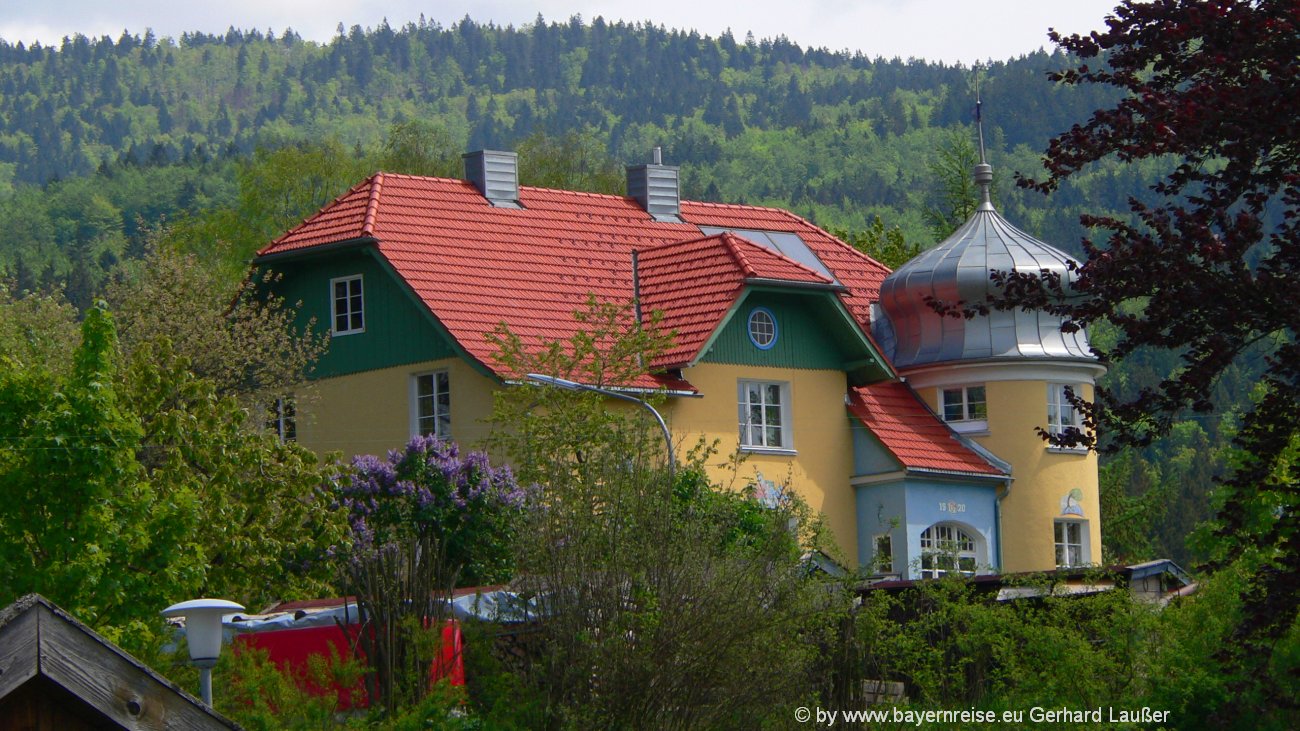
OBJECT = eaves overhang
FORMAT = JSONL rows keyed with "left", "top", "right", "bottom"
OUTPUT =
{"left": 850, "top": 466, "right": 1009, "bottom": 487}
{"left": 252, "top": 236, "right": 378, "bottom": 265}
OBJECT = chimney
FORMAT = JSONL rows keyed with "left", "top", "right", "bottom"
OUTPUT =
{"left": 626, "top": 146, "right": 682, "bottom": 222}
{"left": 463, "top": 150, "right": 522, "bottom": 208}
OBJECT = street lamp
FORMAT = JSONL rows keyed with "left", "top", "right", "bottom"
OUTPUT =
{"left": 162, "top": 598, "right": 245, "bottom": 706}
{"left": 525, "top": 373, "right": 675, "bottom": 478}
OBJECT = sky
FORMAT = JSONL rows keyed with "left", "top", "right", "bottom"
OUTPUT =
{"left": 0, "top": 0, "right": 1122, "bottom": 66}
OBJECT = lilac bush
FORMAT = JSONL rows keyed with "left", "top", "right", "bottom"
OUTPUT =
{"left": 338, "top": 435, "right": 531, "bottom": 586}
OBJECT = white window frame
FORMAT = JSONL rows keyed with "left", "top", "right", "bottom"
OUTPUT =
{"left": 330, "top": 274, "right": 365, "bottom": 336}
{"left": 940, "top": 384, "right": 988, "bottom": 433}
{"left": 919, "top": 523, "right": 979, "bottom": 579}
{"left": 1047, "top": 383, "right": 1083, "bottom": 437}
{"left": 738, "top": 379, "right": 793, "bottom": 452}
{"left": 267, "top": 396, "right": 296, "bottom": 443}
{"left": 1054, "top": 519, "right": 1088, "bottom": 568}
{"left": 410, "top": 370, "right": 451, "bottom": 439}
{"left": 872, "top": 533, "right": 895, "bottom": 574}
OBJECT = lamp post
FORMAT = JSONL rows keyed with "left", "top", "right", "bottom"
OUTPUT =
{"left": 525, "top": 373, "right": 675, "bottom": 479}
{"left": 162, "top": 598, "right": 244, "bottom": 706}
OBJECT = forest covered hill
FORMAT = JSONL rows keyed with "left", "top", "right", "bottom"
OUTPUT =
{"left": 0, "top": 16, "right": 1228, "bottom": 564}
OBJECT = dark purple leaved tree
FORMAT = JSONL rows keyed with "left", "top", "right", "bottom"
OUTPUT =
{"left": 999, "top": 0, "right": 1299, "bottom": 715}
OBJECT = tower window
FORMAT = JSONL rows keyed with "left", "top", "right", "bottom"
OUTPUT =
{"left": 941, "top": 385, "right": 987, "bottom": 432}
{"left": 1047, "top": 383, "right": 1083, "bottom": 436}
{"left": 1054, "top": 520, "right": 1088, "bottom": 568}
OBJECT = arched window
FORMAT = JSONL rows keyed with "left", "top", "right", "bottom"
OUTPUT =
{"left": 919, "top": 524, "right": 978, "bottom": 578}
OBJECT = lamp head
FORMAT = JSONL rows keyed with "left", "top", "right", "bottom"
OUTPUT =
{"left": 162, "top": 598, "right": 244, "bottom": 664}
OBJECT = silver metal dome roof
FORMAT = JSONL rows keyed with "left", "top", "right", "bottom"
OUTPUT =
{"left": 874, "top": 165, "right": 1093, "bottom": 370}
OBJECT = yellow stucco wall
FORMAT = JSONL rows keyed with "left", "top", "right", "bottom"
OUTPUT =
{"left": 297, "top": 358, "right": 499, "bottom": 459}
{"left": 919, "top": 380, "right": 1102, "bottom": 572}
{"left": 668, "top": 363, "right": 859, "bottom": 566}
{"left": 299, "top": 359, "right": 861, "bottom": 567}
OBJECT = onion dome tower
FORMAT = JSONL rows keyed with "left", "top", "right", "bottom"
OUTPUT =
{"left": 873, "top": 108, "right": 1105, "bottom": 573}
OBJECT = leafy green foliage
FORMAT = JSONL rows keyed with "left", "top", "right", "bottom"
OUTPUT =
{"left": 106, "top": 234, "right": 328, "bottom": 411}
{"left": 834, "top": 564, "right": 1300, "bottom": 730}
{"left": 0, "top": 300, "right": 345, "bottom": 651}
{"left": 1008, "top": 3, "right": 1300, "bottom": 713}
{"left": 832, "top": 218, "right": 921, "bottom": 270}
{"left": 488, "top": 296, "right": 837, "bottom": 729}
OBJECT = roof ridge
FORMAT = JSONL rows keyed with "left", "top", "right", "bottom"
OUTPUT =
{"left": 719, "top": 232, "right": 759, "bottom": 278}
{"left": 362, "top": 173, "right": 384, "bottom": 237}
{"left": 260, "top": 174, "right": 380, "bottom": 254}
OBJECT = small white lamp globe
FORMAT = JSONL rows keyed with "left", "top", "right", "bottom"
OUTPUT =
{"left": 161, "top": 598, "right": 245, "bottom": 705}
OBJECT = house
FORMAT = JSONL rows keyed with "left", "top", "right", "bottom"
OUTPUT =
{"left": 0, "top": 594, "right": 239, "bottom": 730}
{"left": 254, "top": 149, "right": 1103, "bottom": 578}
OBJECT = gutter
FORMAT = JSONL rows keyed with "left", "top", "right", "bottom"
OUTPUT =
{"left": 502, "top": 378, "right": 698, "bottom": 399}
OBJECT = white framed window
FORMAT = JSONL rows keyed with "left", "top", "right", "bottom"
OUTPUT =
{"left": 738, "top": 380, "right": 792, "bottom": 450}
{"left": 872, "top": 533, "right": 895, "bottom": 574}
{"left": 331, "top": 275, "right": 365, "bottom": 335}
{"left": 940, "top": 385, "right": 988, "bottom": 432}
{"left": 411, "top": 371, "right": 451, "bottom": 438}
{"left": 919, "top": 524, "right": 978, "bottom": 578}
{"left": 1047, "top": 383, "right": 1083, "bottom": 436}
{"left": 267, "top": 396, "right": 296, "bottom": 443}
{"left": 747, "top": 307, "right": 778, "bottom": 350}
{"left": 1054, "top": 520, "right": 1087, "bottom": 568}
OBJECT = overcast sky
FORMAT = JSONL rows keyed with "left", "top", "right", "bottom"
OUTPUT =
{"left": 0, "top": 0, "right": 1121, "bottom": 65}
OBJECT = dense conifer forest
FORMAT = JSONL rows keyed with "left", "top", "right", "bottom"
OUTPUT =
{"left": 0, "top": 16, "right": 1234, "bottom": 564}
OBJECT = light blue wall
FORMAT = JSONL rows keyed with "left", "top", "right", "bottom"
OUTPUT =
{"left": 856, "top": 476, "right": 1001, "bottom": 579}
{"left": 855, "top": 481, "right": 907, "bottom": 570}
{"left": 850, "top": 421, "right": 903, "bottom": 476}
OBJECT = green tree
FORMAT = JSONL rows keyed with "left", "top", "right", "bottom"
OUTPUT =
{"left": 925, "top": 127, "right": 981, "bottom": 240}
{"left": 487, "top": 297, "right": 836, "bottom": 729}
{"left": 376, "top": 119, "right": 462, "bottom": 178}
{"left": 832, "top": 217, "right": 922, "bottom": 270}
{"left": 105, "top": 234, "right": 328, "bottom": 415}
{"left": 516, "top": 130, "right": 624, "bottom": 195}
{"left": 0, "top": 301, "right": 345, "bottom": 651}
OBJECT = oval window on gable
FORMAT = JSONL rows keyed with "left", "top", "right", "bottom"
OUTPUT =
{"left": 747, "top": 307, "right": 778, "bottom": 350}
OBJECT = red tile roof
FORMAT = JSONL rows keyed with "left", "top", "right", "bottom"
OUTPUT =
{"left": 258, "top": 173, "right": 890, "bottom": 386}
{"left": 847, "top": 381, "right": 1006, "bottom": 476}
{"left": 637, "top": 232, "right": 835, "bottom": 366}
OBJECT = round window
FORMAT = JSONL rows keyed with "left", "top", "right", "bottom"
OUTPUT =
{"left": 747, "top": 308, "right": 777, "bottom": 350}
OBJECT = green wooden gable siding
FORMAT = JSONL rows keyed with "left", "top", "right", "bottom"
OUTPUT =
{"left": 265, "top": 249, "right": 457, "bottom": 379}
{"left": 698, "top": 291, "right": 860, "bottom": 370}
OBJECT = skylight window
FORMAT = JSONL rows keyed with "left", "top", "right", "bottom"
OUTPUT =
{"left": 699, "top": 227, "right": 838, "bottom": 282}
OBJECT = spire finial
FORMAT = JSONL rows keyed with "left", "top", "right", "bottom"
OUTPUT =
{"left": 973, "top": 77, "right": 994, "bottom": 211}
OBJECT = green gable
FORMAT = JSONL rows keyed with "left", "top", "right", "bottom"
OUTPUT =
{"left": 263, "top": 248, "right": 460, "bottom": 379}
{"left": 697, "top": 289, "right": 892, "bottom": 383}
